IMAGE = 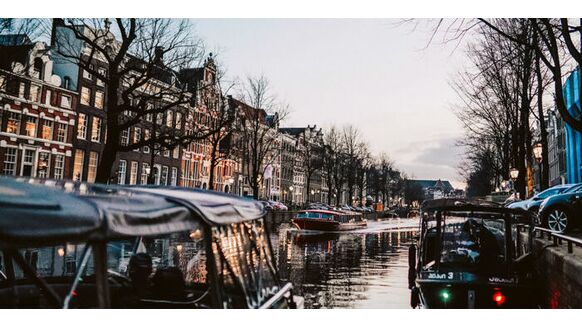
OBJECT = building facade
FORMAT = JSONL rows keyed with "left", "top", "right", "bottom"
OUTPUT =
{"left": 0, "top": 39, "right": 77, "bottom": 180}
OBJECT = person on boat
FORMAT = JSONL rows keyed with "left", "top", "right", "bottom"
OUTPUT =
{"left": 151, "top": 266, "right": 187, "bottom": 301}
{"left": 113, "top": 253, "right": 154, "bottom": 308}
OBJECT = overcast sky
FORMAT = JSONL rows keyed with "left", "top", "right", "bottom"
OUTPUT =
{"left": 193, "top": 19, "right": 471, "bottom": 188}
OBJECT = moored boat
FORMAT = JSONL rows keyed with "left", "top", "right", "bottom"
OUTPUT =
{"left": 291, "top": 210, "right": 367, "bottom": 231}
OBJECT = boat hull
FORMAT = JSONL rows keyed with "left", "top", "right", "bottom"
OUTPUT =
{"left": 291, "top": 218, "right": 367, "bottom": 231}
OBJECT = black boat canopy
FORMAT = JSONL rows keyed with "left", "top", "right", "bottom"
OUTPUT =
{"left": 0, "top": 177, "right": 195, "bottom": 247}
{"left": 129, "top": 186, "right": 267, "bottom": 225}
{"left": 421, "top": 198, "right": 529, "bottom": 216}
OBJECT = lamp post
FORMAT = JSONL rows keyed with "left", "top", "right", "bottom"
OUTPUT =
{"left": 509, "top": 167, "right": 519, "bottom": 199}
{"left": 533, "top": 142, "right": 543, "bottom": 192}
{"left": 289, "top": 186, "right": 294, "bottom": 207}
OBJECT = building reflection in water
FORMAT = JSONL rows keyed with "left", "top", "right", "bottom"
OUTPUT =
{"left": 272, "top": 221, "right": 419, "bottom": 309}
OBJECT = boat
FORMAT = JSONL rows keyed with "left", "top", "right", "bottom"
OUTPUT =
{"left": 291, "top": 209, "right": 367, "bottom": 231}
{"left": 408, "top": 198, "right": 538, "bottom": 308}
{"left": 0, "top": 177, "right": 303, "bottom": 309}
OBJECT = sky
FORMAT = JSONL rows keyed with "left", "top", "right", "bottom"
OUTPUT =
{"left": 192, "top": 19, "right": 471, "bottom": 188}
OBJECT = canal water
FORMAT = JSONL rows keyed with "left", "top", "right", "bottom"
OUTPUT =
{"left": 270, "top": 218, "right": 420, "bottom": 309}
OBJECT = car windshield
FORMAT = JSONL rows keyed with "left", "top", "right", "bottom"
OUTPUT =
{"left": 563, "top": 184, "right": 582, "bottom": 194}
{"left": 536, "top": 187, "right": 564, "bottom": 199}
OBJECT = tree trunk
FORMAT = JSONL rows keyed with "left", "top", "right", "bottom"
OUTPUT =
{"left": 536, "top": 54, "right": 549, "bottom": 189}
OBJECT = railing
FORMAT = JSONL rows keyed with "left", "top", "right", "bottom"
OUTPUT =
{"left": 532, "top": 226, "right": 582, "bottom": 254}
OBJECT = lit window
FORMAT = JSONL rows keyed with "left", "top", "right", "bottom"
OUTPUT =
{"left": 91, "top": 117, "right": 102, "bottom": 142}
{"left": 6, "top": 112, "right": 21, "bottom": 134}
{"left": 175, "top": 112, "right": 182, "bottom": 127}
{"left": 80, "top": 87, "right": 91, "bottom": 106}
{"left": 141, "top": 163, "right": 150, "bottom": 184}
{"left": 73, "top": 149, "right": 84, "bottom": 181}
{"left": 42, "top": 119, "right": 53, "bottom": 140}
{"left": 166, "top": 110, "right": 173, "bottom": 127}
{"left": 77, "top": 113, "right": 87, "bottom": 139}
{"left": 87, "top": 152, "right": 98, "bottom": 183}
{"left": 133, "top": 127, "right": 141, "bottom": 150}
{"left": 25, "top": 116, "right": 37, "bottom": 137}
{"left": 129, "top": 161, "right": 138, "bottom": 185}
{"left": 95, "top": 90, "right": 104, "bottom": 109}
{"left": 173, "top": 146, "right": 179, "bottom": 159}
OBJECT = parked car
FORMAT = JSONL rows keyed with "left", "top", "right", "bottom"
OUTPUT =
{"left": 507, "top": 184, "right": 574, "bottom": 213}
{"left": 268, "top": 200, "right": 288, "bottom": 211}
{"left": 538, "top": 184, "right": 582, "bottom": 233}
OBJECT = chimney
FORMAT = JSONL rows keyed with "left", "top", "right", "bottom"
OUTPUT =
{"left": 50, "top": 18, "right": 65, "bottom": 48}
{"left": 154, "top": 46, "right": 164, "bottom": 64}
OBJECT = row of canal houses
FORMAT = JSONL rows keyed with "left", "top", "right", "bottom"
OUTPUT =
{"left": 0, "top": 21, "right": 328, "bottom": 203}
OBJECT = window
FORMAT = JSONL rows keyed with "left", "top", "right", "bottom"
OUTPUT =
{"left": 87, "top": 152, "right": 98, "bottom": 183}
{"left": 161, "top": 166, "right": 169, "bottom": 186}
{"left": 156, "top": 112, "right": 163, "bottom": 126}
{"left": 6, "top": 112, "right": 21, "bottom": 134}
{"left": 141, "top": 163, "right": 150, "bottom": 184}
{"left": 96, "top": 68, "right": 106, "bottom": 86}
{"left": 77, "top": 113, "right": 87, "bottom": 139}
{"left": 3, "top": 148, "right": 17, "bottom": 175}
{"left": 63, "top": 76, "right": 71, "bottom": 90}
{"left": 61, "top": 94, "right": 72, "bottom": 109}
{"left": 129, "top": 161, "right": 138, "bottom": 185}
{"left": 83, "top": 64, "right": 93, "bottom": 80}
{"left": 43, "top": 120, "right": 53, "bottom": 140}
{"left": 29, "top": 84, "right": 41, "bottom": 102}
{"left": 56, "top": 123, "right": 68, "bottom": 143}
{"left": 120, "top": 128, "right": 129, "bottom": 146}
{"left": 25, "top": 116, "right": 37, "bottom": 137}
{"left": 95, "top": 91, "right": 104, "bottom": 109}
{"left": 80, "top": 87, "right": 91, "bottom": 106}
{"left": 118, "top": 160, "right": 127, "bottom": 185}
{"left": 133, "top": 127, "right": 141, "bottom": 151}
{"left": 45, "top": 89, "right": 51, "bottom": 105}
{"left": 171, "top": 167, "right": 177, "bottom": 186}
{"left": 175, "top": 112, "right": 182, "bottom": 127}
{"left": 163, "top": 149, "right": 170, "bottom": 157}
{"left": 37, "top": 152, "right": 50, "bottom": 178}
{"left": 54, "top": 155, "right": 64, "bottom": 179}
{"left": 73, "top": 150, "right": 84, "bottom": 181}
{"left": 166, "top": 110, "right": 173, "bottom": 127}
{"left": 91, "top": 117, "right": 101, "bottom": 142}
{"left": 0, "top": 75, "right": 5, "bottom": 92}
{"left": 173, "top": 146, "right": 179, "bottom": 159}
{"left": 18, "top": 82, "right": 25, "bottom": 98}
{"left": 145, "top": 103, "right": 153, "bottom": 122}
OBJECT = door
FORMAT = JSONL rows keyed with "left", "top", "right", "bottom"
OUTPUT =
{"left": 21, "top": 148, "right": 37, "bottom": 177}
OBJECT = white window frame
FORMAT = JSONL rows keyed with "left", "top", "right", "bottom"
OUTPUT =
{"left": 54, "top": 154, "right": 65, "bottom": 180}
{"left": 118, "top": 160, "right": 127, "bottom": 185}
{"left": 77, "top": 113, "right": 87, "bottom": 140}
{"left": 3, "top": 147, "right": 18, "bottom": 175}
{"left": 129, "top": 161, "right": 138, "bottom": 185}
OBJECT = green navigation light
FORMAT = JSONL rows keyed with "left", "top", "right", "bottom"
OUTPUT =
{"left": 440, "top": 290, "right": 451, "bottom": 302}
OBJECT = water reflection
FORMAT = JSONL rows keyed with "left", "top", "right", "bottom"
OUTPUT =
{"left": 271, "top": 220, "right": 419, "bottom": 309}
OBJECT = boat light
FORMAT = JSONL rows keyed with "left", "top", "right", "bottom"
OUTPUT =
{"left": 492, "top": 290, "right": 506, "bottom": 306}
{"left": 440, "top": 290, "right": 451, "bottom": 302}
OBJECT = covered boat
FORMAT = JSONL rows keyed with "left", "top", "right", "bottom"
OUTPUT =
{"left": 408, "top": 198, "right": 538, "bottom": 308}
{"left": 0, "top": 177, "right": 301, "bottom": 309}
{"left": 291, "top": 209, "right": 367, "bottom": 231}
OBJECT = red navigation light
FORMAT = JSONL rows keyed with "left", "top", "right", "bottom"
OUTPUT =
{"left": 492, "top": 290, "right": 506, "bottom": 306}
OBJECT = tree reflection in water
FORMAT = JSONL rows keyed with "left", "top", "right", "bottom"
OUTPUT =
{"left": 270, "top": 220, "right": 419, "bottom": 309}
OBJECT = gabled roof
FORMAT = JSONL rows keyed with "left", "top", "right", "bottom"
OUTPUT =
{"left": 411, "top": 179, "right": 454, "bottom": 191}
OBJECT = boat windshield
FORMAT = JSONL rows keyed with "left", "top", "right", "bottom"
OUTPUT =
{"left": 440, "top": 215, "right": 506, "bottom": 273}
{"left": 296, "top": 212, "right": 334, "bottom": 219}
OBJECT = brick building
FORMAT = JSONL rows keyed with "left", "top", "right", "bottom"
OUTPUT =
{"left": 0, "top": 38, "right": 78, "bottom": 180}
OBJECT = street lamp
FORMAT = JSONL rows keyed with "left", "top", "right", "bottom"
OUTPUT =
{"left": 509, "top": 168, "right": 519, "bottom": 181}
{"left": 533, "top": 142, "right": 543, "bottom": 163}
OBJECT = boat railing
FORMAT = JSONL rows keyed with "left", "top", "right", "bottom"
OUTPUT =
{"left": 518, "top": 224, "right": 582, "bottom": 254}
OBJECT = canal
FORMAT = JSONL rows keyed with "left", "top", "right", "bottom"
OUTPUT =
{"left": 269, "top": 218, "right": 420, "bottom": 309}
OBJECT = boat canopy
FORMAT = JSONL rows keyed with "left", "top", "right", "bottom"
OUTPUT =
{"left": 0, "top": 177, "right": 268, "bottom": 249}
{"left": 421, "top": 198, "right": 529, "bottom": 217}
{"left": 129, "top": 186, "right": 267, "bottom": 225}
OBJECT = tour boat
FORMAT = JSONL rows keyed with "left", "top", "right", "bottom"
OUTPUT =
{"left": 291, "top": 209, "right": 367, "bottom": 231}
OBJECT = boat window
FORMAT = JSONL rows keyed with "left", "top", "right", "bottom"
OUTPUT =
{"left": 212, "top": 218, "right": 280, "bottom": 309}
{"left": 439, "top": 213, "right": 506, "bottom": 274}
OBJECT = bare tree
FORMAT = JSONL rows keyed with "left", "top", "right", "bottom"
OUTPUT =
{"left": 52, "top": 18, "right": 219, "bottom": 183}
{"left": 235, "top": 75, "right": 288, "bottom": 199}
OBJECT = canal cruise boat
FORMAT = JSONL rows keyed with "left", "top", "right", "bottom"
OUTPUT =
{"left": 291, "top": 209, "right": 367, "bottom": 231}
{"left": 0, "top": 177, "right": 302, "bottom": 309}
{"left": 408, "top": 198, "right": 538, "bottom": 308}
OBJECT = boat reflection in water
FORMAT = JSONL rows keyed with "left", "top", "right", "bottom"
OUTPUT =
{"left": 272, "top": 220, "right": 419, "bottom": 309}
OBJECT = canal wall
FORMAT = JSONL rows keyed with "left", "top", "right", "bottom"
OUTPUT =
{"left": 532, "top": 236, "right": 582, "bottom": 308}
